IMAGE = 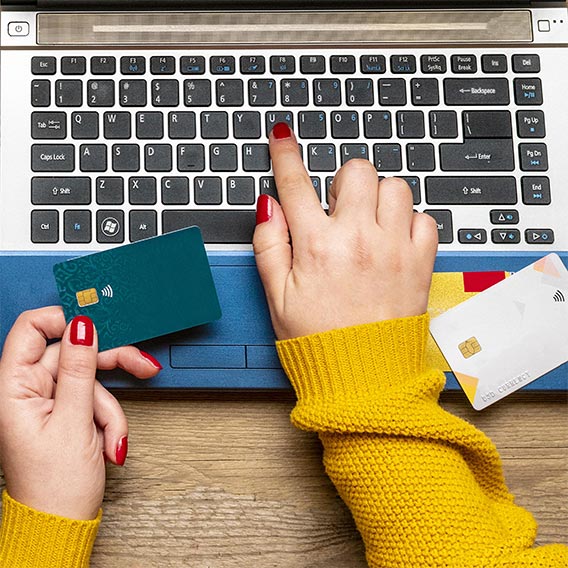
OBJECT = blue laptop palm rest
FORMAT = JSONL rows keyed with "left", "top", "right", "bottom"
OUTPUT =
{"left": 0, "top": 251, "right": 566, "bottom": 391}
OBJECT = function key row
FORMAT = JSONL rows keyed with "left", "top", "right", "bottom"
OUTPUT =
{"left": 31, "top": 54, "right": 542, "bottom": 76}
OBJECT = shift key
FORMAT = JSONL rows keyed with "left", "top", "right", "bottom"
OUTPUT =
{"left": 440, "top": 139, "right": 514, "bottom": 171}
{"left": 32, "top": 144, "right": 75, "bottom": 172}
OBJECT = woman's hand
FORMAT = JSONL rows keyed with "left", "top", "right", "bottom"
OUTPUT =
{"left": 253, "top": 123, "right": 439, "bottom": 340}
{"left": 0, "top": 307, "right": 161, "bottom": 520}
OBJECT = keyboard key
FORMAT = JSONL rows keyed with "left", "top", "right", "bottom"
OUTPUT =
{"left": 194, "top": 177, "right": 222, "bottom": 205}
{"left": 411, "top": 78, "right": 439, "bottom": 106}
{"left": 121, "top": 56, "right": 146, "bottom": 75}
{"left": 180, "top": 56, "right": 205, "bottom": 74}
{"left": 31, "top": 210, "right": 58, "bottom": 243}
{"left": 270, "top": 55, "right": 295, "bottom": 74}
{"left": 31, "top": 80, "right": 51, "bottom": 107}
{"left": 144, "top": 144, "right": 172, "bottom": 172}
{"left": 444, "top": 78, "right": 509, "bottom": 105}
{"left": 300, "top": 55, "right": 326, "bottom": 74}
{"left": 490, "top": 210, "right": 519, "bottom": 224}
{"left": 96, "top": 177, "right": 124, "bottom": 205}
{"left": 310, "top": 177, "right": 322, "bottom": 200}
{"left": 32, "top": 144, "right": 74, "bottom": 172}
{"left": 61, "top": 56, "right": 86, "bottom": 75}
{"left": 210, "top": 56, "right": 236, "bottom": 74}
{"left": 177, "top": 144, "right": 205, "bottom": 172}
{"left": 55, "top": 80, "right": 83, "bottom": 107}
{"left": 112, "top": 144, "right": 140, "bottom": 172}
{"left": 458, "top": 229, "right": 487, "bottom": 244}
{"left": 281, "top": 79, "right": 309, "bottom": 106}
{"left": 130, "top": 210, "right": 157, "bottom": 242}
{"left": 201, "top": 111, "right": 229, "bottom": 139}
{"left": 87, "top": 80, "right": 115, "bottom": 107}
{"left": 346, "top": 79, "right": 374, "bottom": 106}
{"left": 168, "top": 112, "right": 196, "bottom": 139}
{"left": 227, "top": 177, "right": 255, "bottom": 205}
{"left": 363, "top": 111, "right": 392, "bottom": 139}
{"left": 240, "top": 55, "right": 265, "bottom": 74}
{"left": 161, "top": 177, "right": 189, "bottom": 205}
{"left": 242, "top": 144, "right": 270, "bottom": 171}
{"left": 151, "top": 79, "right": 179, "bottom": 106}
{"left": 79, "top": 144, "right": 107, "bottom": 172}
{"left": 340, "top": 144, "right": 369, "bottom": 165}
{"left": 249, "top": 79, "right": 276, "bottom": 106}
{"left": 265, "top": 111, "right": 294, "bottom": 136}
{"left": 401, "top": 176, "right": 421, "bottom": 205}
{"left": 425, "top": 176, "right": 517, "bottom": 204}
{"left": 210, "top": 144, "right": 237, "bottom": 172}
{"left": 519, "top": 143, "right": 548, "bottom": 171}
{"left": 429, "top": 111, "right": 458, "bottom": 138}
{"left": 299, "top": 111, "right": 326, "bottom": 139}
{"left": 104, "top": 112, "right": 131, "bottom": 139}
{"left": 184, "top": 79, "right": 211, "bottom": 106}
{"left": 120, "top": 79, "right": 147, "bottom": 106}
{"left": 163, "top": 209, "right": 257, "bottom": 244}
{"left": 481, "top": 54, "right": 507, "bottom": 73}
{"left": 512, "top": 54, "right": 540, "bottom": 73}
{"left": 32, "top": 177, "right": 91, "bottom": 205}
{"left": 516, "top": 110, "right": 545, "bottom": 138}
{"left": 129, "top": 177, "right": 156, "bottom": 204}
{"left": 462, "top": 110, "right": 512, "bottom": 138}
{"left": 91, "top": 56, "right": 116, "bottom": 75}
{"left": 217, "top": 79, "right": 244, "bottom": 106}
{"left": 360, "top": 55, "right": 386, "bottom": 74}
{"left": 514, "top": 78, "right": 543, "bottom": 105}
{"left": 521, "top": 176, "right": 550, "bottom": 204}
{"left": 440, "top": 139, "right": 514, "bottom": 171}
{"left": 451, "top": 55, "right": 477, "bottom": 74}
{"left": 420, "top": 55, "right": 446, "bottom": 74}
{"left": 32, "top": 56, "right": 56, "bottom": 75}
{"left": 378, "top": 79, "right": 406, "bottom": 106}
{"left": 150, "top": 56, "right": 175, "bottom": 75}
{"left": 491, "top": 229, "right": 520, "bottom": 244}
{"left": 97, "top": 210, "right": 124, "bottom": 243}
{"left": 331, "top": 111, "right": 359, "bottom": 139}
{"left": 423, "top": 210, "right": 453, "bottom": 243}
{"left": 72, "top": 112, "right": 99, "bottom": 139}
{"left": 31, "top": 112, "right": 66, "bottom": 139}
{"left": 525, "top": 229, "right": 553, "bottom": 244}
{"left": 308, "top": 144, "right": 336, "bottom": 171}
{"left": 396, "top": 111, "right": 425, "bottom": 138}
{"left": 260, "top": 177, "right": 278, "bottom": 199}
{"left": 64, "top": 210, "right": 91, "bottom": 243}
{"left": 331, "top": 55, "right": 355, "bottom": 74}
{"left": 373, "top": 144, "right": 402, "bottom": 171}
{"left": 234, "top": 111, "right": 262, "bottom": 139}
{"left": 407, "top": 143, "right": 435, "bottom": 171}
{"left": 313, "top": 79, "right": 341, "bottom": 106}
{"left": 390, "top": 55, "right": 416, "bottom": 74}
{"left": 136, "top": 111, "right": 163, "bottom": 139}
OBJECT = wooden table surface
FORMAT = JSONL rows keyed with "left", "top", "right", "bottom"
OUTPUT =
{"left": 1, "top": 390, "right": 567, "bottom": 567}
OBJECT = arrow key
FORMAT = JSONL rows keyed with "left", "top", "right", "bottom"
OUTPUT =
{"left": 525, "top": 229, "right": 554, "bottom": 244}
{"left": 458, "top": 228, "right": 487, "bottom": 244}
{"left": 491, "top": 228, "right": 520, "bottom": 244}
{"left": 490, "top": 209, "right": 519, "bottom": 224}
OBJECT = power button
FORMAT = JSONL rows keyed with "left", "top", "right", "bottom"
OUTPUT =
{"left": 8, "top": 21, "right": 30, "bottom": 37}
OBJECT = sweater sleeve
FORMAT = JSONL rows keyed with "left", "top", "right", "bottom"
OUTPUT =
{"left": 276, "top": 313, "right": 568, "bottom": 568}
{"left": 0, "top": 491, "right": 100, "bottom": 568}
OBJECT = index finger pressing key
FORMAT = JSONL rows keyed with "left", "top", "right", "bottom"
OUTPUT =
{"left": 269, "top": 123, "right": 327, "bottom": 238}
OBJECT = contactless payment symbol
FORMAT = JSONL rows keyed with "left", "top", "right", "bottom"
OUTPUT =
{"left": 458, "top": 337, "right": 481, "bottom": 359}
{"left": 76, "top": 288, "right": 99, "bottom": 307}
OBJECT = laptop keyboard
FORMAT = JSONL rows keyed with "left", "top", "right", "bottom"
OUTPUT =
{"left": 26, "top": 50, "right": 552, "bottom": 248}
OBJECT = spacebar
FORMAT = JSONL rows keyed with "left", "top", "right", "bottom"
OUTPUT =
{"left": 162, "top": 210, "right": 256, "bottom": 243}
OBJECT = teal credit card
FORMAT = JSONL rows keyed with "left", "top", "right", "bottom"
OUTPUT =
{"left": 53, "top": 227, "right": 222, "bottom": 351}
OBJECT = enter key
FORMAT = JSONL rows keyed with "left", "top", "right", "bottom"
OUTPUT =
{"left": 440, "top": 139, "right": 514, "bottom": 171}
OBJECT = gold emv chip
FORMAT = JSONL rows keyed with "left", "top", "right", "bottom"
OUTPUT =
{"left": 76, "top": 288, "right": 99, "bottom": 307}
{"left": 459, "top": 337, "right": 481, "bottom": 359}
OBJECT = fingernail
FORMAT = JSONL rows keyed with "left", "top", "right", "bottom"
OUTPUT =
{"left": 139, "top": 350, "right": 163, "bottom": 370}
{"left": 70, "top": 315, "right": 94, "bottom": 347}
{"left": 116, "top": 436, "right": 128, "bottom": 467}
{"left": 272, "top": 122, "right": 291, "bottom": 140}
{"left": 256, "top": 194, "right": 273, "bottom": 225}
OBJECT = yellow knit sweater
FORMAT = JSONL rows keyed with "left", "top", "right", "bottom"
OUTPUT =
{"left": 0, "top": 314, "right": 566, "bottom": 567}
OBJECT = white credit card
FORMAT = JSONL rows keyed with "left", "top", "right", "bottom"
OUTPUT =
{"left": 430, "top": 254, "right": 568, "bottom": 410}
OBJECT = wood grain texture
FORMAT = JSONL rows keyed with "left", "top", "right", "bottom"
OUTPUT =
{"left": 1, "top": 392, "right": 566, "bottom": 567}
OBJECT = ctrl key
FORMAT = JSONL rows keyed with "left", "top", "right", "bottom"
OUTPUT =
{"left": 423, "top": 209, "right": 453, "bottom": 243}
{"left": 31, "top": 210, "right": 58, "bottom": 243}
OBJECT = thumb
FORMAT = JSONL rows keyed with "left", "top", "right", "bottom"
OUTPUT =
{"left": 253, "top": 194, "right": 292, "bottom": 310}
{"left": 54, "top": 315, "right": 98, "bottom": 422}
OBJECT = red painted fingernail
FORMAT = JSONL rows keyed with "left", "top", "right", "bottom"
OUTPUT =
{"left": 272, "top": 122, "right": 291, "bottom": 140}
{"left": 70, "top": 315, "right": 94, "bottom": 347}
{"left": 256, "top": 194, "right": 273, "bottom": 225}
{"left": 116, "top": 436, "right": 128, "bottom": 467}
{"left": 139, "top": 350, "right": 163, "bottom": 370}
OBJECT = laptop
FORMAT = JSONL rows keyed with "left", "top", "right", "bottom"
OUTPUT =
{"left": 0, "top": 0, "right": 567, "bottom": 391}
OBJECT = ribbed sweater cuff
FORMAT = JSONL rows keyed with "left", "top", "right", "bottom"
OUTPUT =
{"left": 0, "top": 491, "right": 100, "bottom": 568}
